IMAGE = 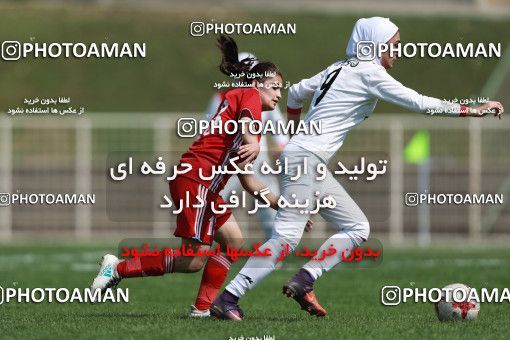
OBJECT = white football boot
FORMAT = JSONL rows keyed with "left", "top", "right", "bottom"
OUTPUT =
{"left": 189, "top": 304, "right": 211, "bottom": 318}
{"left": 90, "top": 254, "right": 121, "bottom": 301}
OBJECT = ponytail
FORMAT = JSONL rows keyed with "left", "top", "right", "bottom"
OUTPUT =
{"left": 217, "top": 35, "right": 283, "bottom": 83}
{"left": 217, "top": 35, "right": 254, "bottom": 76}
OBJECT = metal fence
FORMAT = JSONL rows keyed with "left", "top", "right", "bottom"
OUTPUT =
{"left": 0, "top": 113, "right": 508, "bottom": 243}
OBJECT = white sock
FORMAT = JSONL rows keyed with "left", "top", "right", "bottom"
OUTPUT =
{"left": 302, "top": 231, "right": 357, "bottom": 280}
{"left": 226, "top": 238, "right": 282, "bottom": 298}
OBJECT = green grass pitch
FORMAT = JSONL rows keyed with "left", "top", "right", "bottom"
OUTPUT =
{"left": 0, "top": 244, "right": 509, "bottom": 339}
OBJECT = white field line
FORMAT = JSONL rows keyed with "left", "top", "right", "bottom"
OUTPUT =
{"left": 0, "top": 251, "right": 507, "bottom": 272}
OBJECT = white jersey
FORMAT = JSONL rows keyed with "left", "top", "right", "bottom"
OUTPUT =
{"left": 287, "top": 59, "right": 462, "bottom": 162}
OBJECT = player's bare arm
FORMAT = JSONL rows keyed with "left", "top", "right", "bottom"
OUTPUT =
{"left": 237, "top": 115, "right": 260, "bottom": 165}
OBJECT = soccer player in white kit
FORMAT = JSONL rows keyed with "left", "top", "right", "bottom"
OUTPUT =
{"left": 211, "top": 17, "right": 504, "bottom": 320}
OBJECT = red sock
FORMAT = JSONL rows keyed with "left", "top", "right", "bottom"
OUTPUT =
{"left": 117, "top": 251, "right": 175, "bottom": 278}
{"left": 194, "top": 253, "right": 232, "bottom": 311}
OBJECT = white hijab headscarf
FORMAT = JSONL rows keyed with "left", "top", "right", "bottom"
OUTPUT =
{"left": 346, "top": 17, "right": 399, "bottom": 65}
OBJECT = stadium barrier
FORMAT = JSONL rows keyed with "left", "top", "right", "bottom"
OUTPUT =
{"left": 0, "top": 113, "right": 508, "bottom": 244}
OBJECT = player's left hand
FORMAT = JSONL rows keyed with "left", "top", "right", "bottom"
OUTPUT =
{"left": 305, "top": 219, "right": 313, "bottom": 232}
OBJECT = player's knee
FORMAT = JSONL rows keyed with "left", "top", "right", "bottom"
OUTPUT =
{"left": 286, "top": 239, "right": 299, "bottom": 251}
{"left": 271, "top": 235, "right": 298, "bottom": 252}
{"left": 184, "top": 257, "right": 207, "bottom": 273}
{"left": 362, "top": 220, "right": 370, "bottom": 237}
{"left": 343, "top": 218, "right": 370, "bottom": 242}
{"left": 186, "top": 263, "right": 204, "bottom": 273}
{"left": 272, "top": 230, "right": 301, "bottom": 251}
{"left": 357, "top": 220, "right": 370, "bottom": 243}
{"left": 228, "top": 237, "right": 244, "bottom": 251}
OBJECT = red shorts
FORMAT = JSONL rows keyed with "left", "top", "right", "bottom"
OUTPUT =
{"left": 169, "top": 176, "right": 232, "bottom": 245}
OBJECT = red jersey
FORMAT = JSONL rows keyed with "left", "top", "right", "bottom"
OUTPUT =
{"left": 179, "top": 87, "right": 262, "bottom": 194}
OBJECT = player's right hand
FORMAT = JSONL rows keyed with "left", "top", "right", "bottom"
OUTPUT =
{"left": 237, "top": 142, "right": 260, "bottom": 164}
{"left": 471, "top": 101, "right": 504, "bottom": 119}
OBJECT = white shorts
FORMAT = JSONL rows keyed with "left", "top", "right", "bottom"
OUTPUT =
{"left": 272, "top": 143, "right": 370, "bottom": 248}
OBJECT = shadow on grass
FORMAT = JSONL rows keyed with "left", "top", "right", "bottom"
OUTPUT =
{"left": 170, "top": 314, "right": 310, "bottom": 322}
{"left": 79, "top": 312, "right": 156, "bottom": 318}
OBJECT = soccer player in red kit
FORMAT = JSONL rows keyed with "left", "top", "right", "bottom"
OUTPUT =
{"left": 90, "top": 36, "right": 295, "bottom": 317}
